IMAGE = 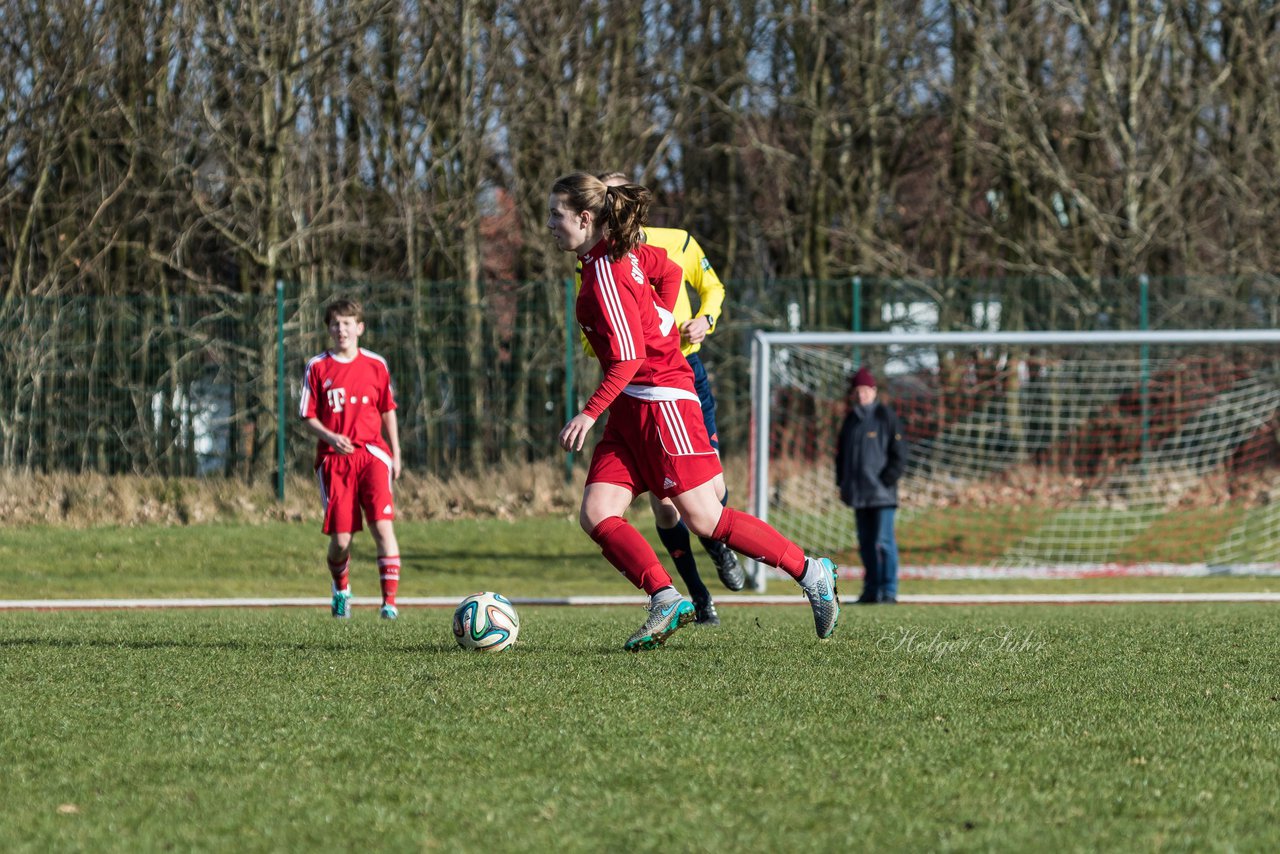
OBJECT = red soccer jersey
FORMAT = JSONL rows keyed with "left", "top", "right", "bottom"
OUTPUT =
{"left": 299, "top": 348, "right": 397, "bottom": 467}
{"left": 577, "top": 240, "right": 695, "bottom": 418}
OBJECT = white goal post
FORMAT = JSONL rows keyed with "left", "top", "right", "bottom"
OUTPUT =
{"left": 747, "top": 329, "right": 1280, "bottom": 590}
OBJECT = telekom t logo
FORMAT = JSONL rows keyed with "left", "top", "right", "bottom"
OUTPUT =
{"left": 327, "top": 388, "right": 346, "bottom": 412}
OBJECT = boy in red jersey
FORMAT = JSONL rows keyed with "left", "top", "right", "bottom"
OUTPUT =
{"left": 548, "top": 172, "right": 840, "bottom": 651}
{"left": 299, "top": 297, "right": 403, "bottom": 620}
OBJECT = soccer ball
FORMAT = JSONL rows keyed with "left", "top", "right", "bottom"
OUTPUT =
{"left": 452, "top": 592, "right": 520, "bottom": 652}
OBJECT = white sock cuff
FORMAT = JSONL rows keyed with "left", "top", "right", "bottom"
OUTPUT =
{"left": 650, "top": 586, "right": 682, "bottom": 607}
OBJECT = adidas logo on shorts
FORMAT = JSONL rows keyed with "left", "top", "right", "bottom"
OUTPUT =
{"left": 663, "top": 477, "right": 677, "bottom": 490}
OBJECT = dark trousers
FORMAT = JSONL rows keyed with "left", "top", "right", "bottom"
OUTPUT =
{"left": 855, "top": 507, "right": 899, "bottom": 600}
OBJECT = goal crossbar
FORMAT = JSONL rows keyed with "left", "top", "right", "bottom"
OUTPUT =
{"left": 748, "top": 328, "right": 1280, "bottom": 589}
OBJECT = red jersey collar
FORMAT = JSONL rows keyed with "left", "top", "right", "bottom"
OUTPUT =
{"left": 578, "top": 238, "right": 613, "bottom": 264}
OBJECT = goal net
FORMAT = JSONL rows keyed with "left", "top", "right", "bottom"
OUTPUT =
{"left": 748, "top": 330, "right": 1280, "bottom": 585}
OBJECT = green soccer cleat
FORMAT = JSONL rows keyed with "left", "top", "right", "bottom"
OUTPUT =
{"left": 800, "top": 557, "right": 841, "bottom": 639}
{"left": 331, "top": 589, "right": 352, "bottom": 619}
{"left": 624, "top": 599, "right": 695, "bottom": 651}
{"left": 379, "top": 604, "right": 398, "bottom": 620}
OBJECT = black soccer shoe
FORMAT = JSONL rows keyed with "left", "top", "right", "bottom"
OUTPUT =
{"left": 693, "top": 597, "right": 721, "bottom": 626}
{"left": 703, "top": 539, "right": 745, "bottom": 592}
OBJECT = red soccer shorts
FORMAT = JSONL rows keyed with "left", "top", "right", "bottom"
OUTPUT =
{"left": 315, "top": 445, "right": 396, "bottom": 534}
{"left": 586, "top": 394, "right": 722, "bottom": 499}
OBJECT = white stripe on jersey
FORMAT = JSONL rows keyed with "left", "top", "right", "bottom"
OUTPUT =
{"left": 656, "top": 305, "right": 676, "bottom": 337}
{"left": 315, "top": 467, "right": 329, "bottom": 511}
{"left": 299, "top": 353, "right": 328, "bottom": 417}
{"left": 358, "top": 347, "right": 389, "bottom": 369}
{"left": 659, "top": 399, "right": 695, "bottom": 455}
{"left": 366, "top": 444, "right": 396, "bottom": 494}
{"left": 359, "top": 348, "right": 394, "bottom": 396}
{"left": 594, "top": 257, "right": 636, "bottom": 361}
{"left": 299, "top": 349, "right": 393, "bottom": 419}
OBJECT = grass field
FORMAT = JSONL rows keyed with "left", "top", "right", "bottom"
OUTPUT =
{"left": 2, "top": 516, "right": 1279, "bottom": 851}
{"left": 5, "top": 516, "right": 1279, "bottom": 600}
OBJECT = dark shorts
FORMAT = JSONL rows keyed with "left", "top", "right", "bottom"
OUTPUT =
{"left": 686, "top": 352, "right": 720, "bottom": 451}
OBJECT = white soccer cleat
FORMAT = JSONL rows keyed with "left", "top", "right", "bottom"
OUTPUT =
{"left": 800, "top": 557, "right": 841, "bottom": 639}
{"left": 624, "top": 599, "right": 695, "bottom": 651}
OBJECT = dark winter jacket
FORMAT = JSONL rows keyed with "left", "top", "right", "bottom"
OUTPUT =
{"left": 835, "top": 402, "right": 908, "bottom": 509}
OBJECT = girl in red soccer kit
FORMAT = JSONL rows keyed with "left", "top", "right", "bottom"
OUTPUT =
{"left": 300, "top": 298, "right": 403, "bottom": 620}
{"left": 547, "top": 172, "right": 841, "bottom": 650}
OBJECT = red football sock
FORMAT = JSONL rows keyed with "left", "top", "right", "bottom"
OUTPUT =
{"left": 589, "top": 516, "right": 673, "bottom": 595}
{"left": 377, "top": 555, "right": 400, "bottom": 606}
{"left": 711, "top": 507, "right": 806, "bottom": 579}
{"left": 328, "top": 555, "right": 350, "bottom": 591}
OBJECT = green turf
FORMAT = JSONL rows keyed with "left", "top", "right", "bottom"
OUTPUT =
{"left": 2, "top": 516, "right": 1278, "bottom": 601}
{"left": 775, "top": 502, "right": 1280, "bottom": 566}
{"left": 2, "top": 605, "right": 1276, "bottom": 851}
{"left": 0, "top": 517, "right": 614, "bottom": 600}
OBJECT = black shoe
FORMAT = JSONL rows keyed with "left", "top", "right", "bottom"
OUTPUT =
{"left": 705, "top": 541, "right": 745, "bottom": 592}
{"left": 878, "top": 595, "right": 898, "bottom": 605}
{"left": 693, "top": 598, "right": 720, "bottom": 626}
{"left": 856, "top": 593, "right": 878, "bottom": 604}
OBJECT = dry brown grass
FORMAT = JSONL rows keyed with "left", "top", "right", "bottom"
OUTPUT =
{"left": 0, "top": 471, "right": 292, "bottom": 528}
{"left": 0, "top": 456, "right": 754, "bottom": 529}
{"left": 916, "top": 462, "right": 1280, "bottom": 512}
{"left": 0, "top": 462, "right": 576, "bottom": 528}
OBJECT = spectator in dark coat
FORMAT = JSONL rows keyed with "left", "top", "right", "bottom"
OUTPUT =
{"left": 835, "top": 366, "right": 908, "bottom": 603}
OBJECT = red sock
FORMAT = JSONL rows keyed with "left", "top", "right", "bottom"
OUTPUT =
{"left": 328, "top": 555, "right": 350, "bottom": 591}
{"left": 377, "top": 555, "right": 400, "bottom": 606}
{"left": 711, "top": 507, "right": 806, "bottom": 579}
{"left": 589, "top": 516, "right": 673, "bottom": 595}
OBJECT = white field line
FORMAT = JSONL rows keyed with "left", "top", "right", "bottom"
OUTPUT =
{"left": 3, "top": 592, "right": 1280, "bottom": 610}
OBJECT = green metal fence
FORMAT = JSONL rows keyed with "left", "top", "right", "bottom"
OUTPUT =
{"left": 2, "top": 276, "right": 1276, "bottom": 487}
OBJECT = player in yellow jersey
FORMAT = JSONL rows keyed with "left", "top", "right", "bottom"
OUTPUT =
{"left": 572, "top": 171, "right": 747, "bottom": 625}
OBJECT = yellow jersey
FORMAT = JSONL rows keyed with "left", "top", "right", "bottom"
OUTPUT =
{"left": 575, "top": 227, "right": 726, "bottom": 357}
